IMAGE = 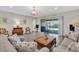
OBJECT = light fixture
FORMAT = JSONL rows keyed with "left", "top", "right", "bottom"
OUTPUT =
{"left": 54, "top": 7, "right": 58, "bottom": 10}
{"left": 32, "top": 6, "right": 38, "bottom": 16}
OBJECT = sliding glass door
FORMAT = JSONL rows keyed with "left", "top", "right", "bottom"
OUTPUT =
{"left": 45, "top": 19, "right": 59, "bottom": 34}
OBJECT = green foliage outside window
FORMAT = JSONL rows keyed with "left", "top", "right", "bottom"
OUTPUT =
{"left": 49, "top": 24, "right": 59, "bottom": 28}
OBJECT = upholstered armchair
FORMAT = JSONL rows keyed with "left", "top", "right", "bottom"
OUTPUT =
{"left": 53, "top": 38, "right": 74, "bottom": 52}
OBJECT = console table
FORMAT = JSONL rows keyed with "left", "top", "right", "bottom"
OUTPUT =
{"left": 12, "top": 27, "right": 23, "bottom": 35}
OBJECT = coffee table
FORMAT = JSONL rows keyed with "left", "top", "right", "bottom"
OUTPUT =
{"left": 34, "top": 36, "right": 56, "bottom": 50}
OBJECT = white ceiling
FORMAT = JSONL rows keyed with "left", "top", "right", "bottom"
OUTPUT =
{"left": 0, "top": 6, "right": 79, "bottom": 17}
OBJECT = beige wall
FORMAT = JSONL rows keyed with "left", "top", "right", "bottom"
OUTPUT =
{"left": 63, "top": 10, "right": 79, "bottom": 34}
{"left": 0, "top": 11, "right": 34, "bottom": 34}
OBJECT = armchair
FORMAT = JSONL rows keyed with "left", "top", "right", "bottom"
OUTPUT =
{"left": 53, "top": 38, "right": 74, "bottom": 52}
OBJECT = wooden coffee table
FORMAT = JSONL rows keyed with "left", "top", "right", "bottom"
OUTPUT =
{"left": 34, "top": 36, "right": 56, "bottom": 50}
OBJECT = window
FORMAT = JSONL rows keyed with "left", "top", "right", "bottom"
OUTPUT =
{"left": 41, "top": 19, "right": 59, "bottom": 34}
{"left": 46, "top": 19, "right": 59, "bottom": 34}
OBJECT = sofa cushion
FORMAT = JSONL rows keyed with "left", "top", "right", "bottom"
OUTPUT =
{"left": 69, "top": 42, "right": 79, "bottom": 52}
{"left": 68, "top": 32, "right": 78, "bottom": 42}
{"left": 61, "top": 38, "right": 73, "bottom": 49}
{"left": 53, "top": 46, "right": 68, "bottom": 52}
{"left": 17, "top": 42, "right": 29, "bottom": 52}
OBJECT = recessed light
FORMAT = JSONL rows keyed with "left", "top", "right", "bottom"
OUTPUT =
{"left": 54, "top": 7, "right": 59, "bottom": 10}
{"left": 9, "top": 6, "right": 13, "bottom": 8}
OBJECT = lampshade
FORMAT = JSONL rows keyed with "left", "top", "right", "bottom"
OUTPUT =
{"left": 74, "top": 20, "right": 79, "bottom": 28}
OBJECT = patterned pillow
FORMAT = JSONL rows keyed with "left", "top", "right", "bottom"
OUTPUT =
{"left": 27, "top": 42, "right": 37, "bottom": 52}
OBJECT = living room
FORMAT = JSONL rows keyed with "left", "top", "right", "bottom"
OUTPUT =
{"left": 0, "top": 6, "right": 79, "bottom": 52}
